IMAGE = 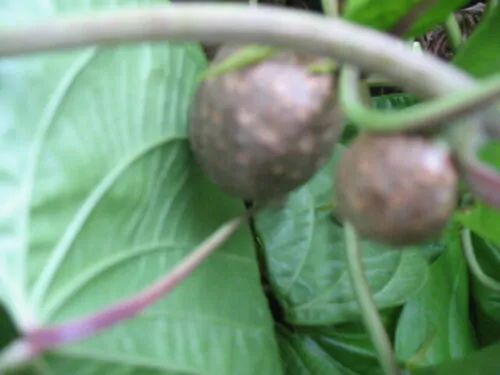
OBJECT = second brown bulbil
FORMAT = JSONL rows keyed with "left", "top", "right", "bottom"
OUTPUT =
{"left": 335, "top": 133, "right": 458, "bottom": 246}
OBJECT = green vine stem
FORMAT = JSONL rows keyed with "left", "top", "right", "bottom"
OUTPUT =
{"left": 461, "top": 228, "right": 500, "bottom": 293}
{"left": 0, "top": 207, "right": 259, "bottom": 371}
{"left": 0, "top": 4, "right": 475, "bottom": 99}
{"left": 199, "top": 44, "right": 279, "bottom": 80}
{"left": 444, "top": 13, "right": 463, "bottom": 52}
{"left": 339, "top": 66, "right": 500, "bottom": 132}
{"left": 344, "top": 222, "right": 400, "bottom": 375}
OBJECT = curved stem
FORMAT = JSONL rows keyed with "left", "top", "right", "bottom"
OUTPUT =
{"left": 444, "top": 13, "right": 462, "bottom": 52}
{"left": 0, "top": 4, "right": 474, "bottom": 98}
{"left": 339, "top": 66, "right": 500, "bottom": 132}
{"left": 461, "top": 228, "right": 500, "bottom": 293}
{"left": 0, "top": 208, "right": 259, "bottom": 370}
{"left": 344, "top": 222, "right": 400, "bottom": 375}
{"left": 200, "top": 44, "right": 279, "bottom": 80}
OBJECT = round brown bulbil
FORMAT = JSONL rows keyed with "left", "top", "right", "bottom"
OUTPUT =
{"left": 189, "top": 45, "right": 342, "bottom": 202}
{"left": 335, "top": 133, "right": 458, "bottom": 246}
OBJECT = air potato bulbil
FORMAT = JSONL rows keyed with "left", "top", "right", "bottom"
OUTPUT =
{"left": 335, "top": 133, "right": 458, "bottom": 246}
{"left": 189, "top": 45, "right": 343, "bottom": 203}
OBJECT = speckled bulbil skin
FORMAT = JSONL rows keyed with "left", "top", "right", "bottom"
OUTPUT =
{"left": 335, "top": 134, "right": 458, "bottom": 246}
{"left": 189, "top": 45, "right": 342, "bottom": 202}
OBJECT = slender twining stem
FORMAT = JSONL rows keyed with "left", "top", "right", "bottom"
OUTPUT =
{"left": 339, "top": 66, "right": 500, "bottom": 132}
{"left": 199, "top": 44, "right": 279, "bottom": 80}
{"left": 0, "top": 207, "right": 259, "bottom": 370}
{"left": 0, "top": 4, "right": 475, "bottom": 98}
{"left": 461, "top": 229, "right": 500, "bottom": 293}
{"left": 344, "top": 222, "right": 400, "bottom": 375}
{"left": 444, "top": 13, "right": 463, "bottom": 52}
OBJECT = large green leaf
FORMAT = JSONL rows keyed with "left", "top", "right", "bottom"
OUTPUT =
{"left": 276, "top": 324, "right": 356, "bottom": 375}
{"left": 254, "top": 145, "right": 430, "bottom": 325}
{"left": 395, "top": 224, "right": 475, "bottom": 367}
{"left": 0, "top": 1, "right": 282, "bottom": 374}
{"left": 342, "top": 0, "right": 469, "bottom": 38}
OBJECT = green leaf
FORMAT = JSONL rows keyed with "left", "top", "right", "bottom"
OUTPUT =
{"left": 342, "top": 0, "right": 469, "bottom": 38}
{"left": 409, "top": 341, "right": 500, "bottom": 375}
{"left": 254, "top": 145, "right": 430, "bottom": 325}
{"left": 453, "top": 5, "right": 500, "bottom": 78}
{"left": 467, "top": 235, "right": 500, "bottom": 324}
{"left": 0, "top": 1, "right": 282, "bottom": 374}
{"left": 473, "top": 304, "right": 500, "bottom": 347}
{"left": 277, "top": 308, "right": 400, "bottom": 375}
{"left": 456, "top": 205, "right": 500, "bottom": 244}
{"left": 300, "top": 319, "right": 396, "bottom": 375}
{"left": 276, "top": 325, "right": 357, "bottom": 375}
{"left": 395, "top": 224, "right": 475, "bottom": 367}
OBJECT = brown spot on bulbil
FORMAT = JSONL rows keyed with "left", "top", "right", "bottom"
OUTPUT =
{"left": 237, "top": 152, "right": 251, "bottom": 165}
{"left": 237, "top": 109, "right": 257, "bottom": 128}
{"left": 298, "top": 135, "right": 316, "bottom": 153}
{"left": 291, "top": 170, "right": 302, "bottom": 180}
{"left": 215, "top": 138, "right": 226, "bottom": 151}
{"left": 258, "top": 127, "right": 280, "bottom": 147}
{"left": 210, "top": 110, "right": 223, "bottom": 126}
{"left": 272, "top": 164, "right": 285, "bottom": 176}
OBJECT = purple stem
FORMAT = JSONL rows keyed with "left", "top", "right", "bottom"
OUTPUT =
{"left": 464, "top": 161, "right": 500, "bottom": 208}
{"left": 23, "top": 212, "right": 251, "bottom": 357}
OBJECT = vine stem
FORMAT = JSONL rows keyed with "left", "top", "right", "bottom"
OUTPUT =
{"left": 444, "top": 13, "right": 463, "bottom": 52}
{"left": 0, "top": 207, "right": 259, "bottom": 370}
{"left": 461, "top": 228, "right": 500, "bottom": 293}
{"left": 0, "top": 4, "right": 475, "bottom": 98}
{"left": 339, "top": 67, "right": 500, "bottom": 132}
{"left": 344, "top": 222, "right": 400, "bottom": 375}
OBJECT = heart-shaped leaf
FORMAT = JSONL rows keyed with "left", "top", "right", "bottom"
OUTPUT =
{"left": 0, "top": 1, "right": 282, "bottom": 374}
